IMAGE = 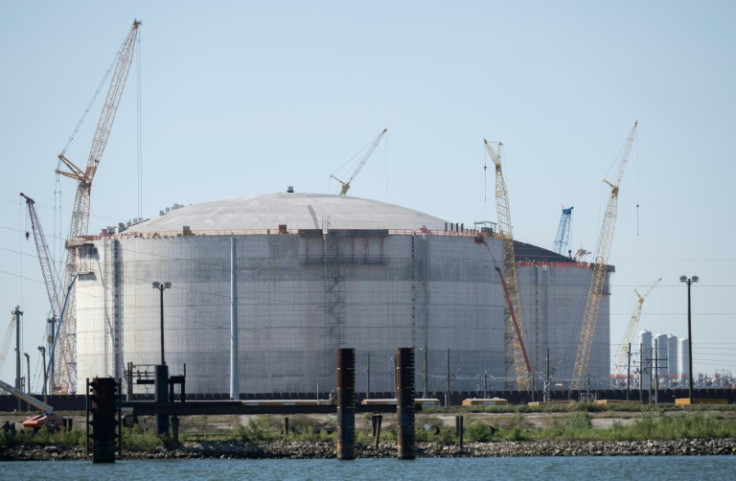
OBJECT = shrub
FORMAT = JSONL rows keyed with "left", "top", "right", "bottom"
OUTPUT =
{"left": 464, "top": 422, "right": 497, "bottom": 442}
{"left": 504, "top": 425, "right": 527, "bottom": 441}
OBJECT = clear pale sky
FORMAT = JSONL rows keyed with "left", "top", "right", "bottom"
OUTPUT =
{"left": 1, "top": 1, "right": 734, "bottom": 390}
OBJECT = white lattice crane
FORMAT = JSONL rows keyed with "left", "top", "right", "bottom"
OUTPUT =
{"left": 484, "top": 139, "right": 530, "bottom": 391}
{"left": 330, "top": 127, "right": 387, "bottom": 196}
{"left": 0, "top": 311, "right": 17, "bottom": 376}
{"left": 614, "top": 278, "right": 661, "bottom": 377}
{"left": 20, "top": 193, "right": 61, "bottom": 320}
{"left": 570, "top": 121, "right": 638, "bottom": 393}
{"left": 53, "top": 20, "right": 140, "bottom": 393}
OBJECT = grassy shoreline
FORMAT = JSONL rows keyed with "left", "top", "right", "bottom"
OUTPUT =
{"left": 1, "top": 402, "right": 735, "bottom": 451}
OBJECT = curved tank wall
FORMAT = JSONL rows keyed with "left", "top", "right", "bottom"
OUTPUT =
{"left": 74, "top": 194, "right": 609, "bottom": 395}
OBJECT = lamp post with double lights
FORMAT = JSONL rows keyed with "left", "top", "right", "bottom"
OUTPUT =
{"left": 152, "top": 281, "right": 171, "bottom": 365}
{"left": 152, "top": 281, "right": 171, "bottom": 436}
{"left": 680, "top": 275, "right": 698, "bottom": 404}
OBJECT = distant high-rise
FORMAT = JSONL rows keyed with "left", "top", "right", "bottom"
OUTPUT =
{"left": 679, "top": 338, "right": 690, "bottom": 386}
{"left": 667, "top": 335, "right": 678, "bottom": 382}
{"left": 639, "top": 330, "right": 653, "bottom": 389}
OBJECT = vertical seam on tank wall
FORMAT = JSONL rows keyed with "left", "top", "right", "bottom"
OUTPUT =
{"left": 113, "top": 239, "right": 123, "bottom": 382}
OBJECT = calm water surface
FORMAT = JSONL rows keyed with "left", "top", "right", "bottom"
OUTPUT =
{"left": 1, "top": 456, "right": 734, "bottom": 481}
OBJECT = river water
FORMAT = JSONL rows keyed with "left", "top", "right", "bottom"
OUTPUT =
{"left": 1, "top": 456, "right": 734, "bottom": 481}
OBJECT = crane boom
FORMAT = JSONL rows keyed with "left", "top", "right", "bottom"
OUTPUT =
{"left": 20, "top": 193, "right": 61, "bottom": 319}
{"left": 553, "top": 206, "right": 574, "bottom": 255}
{"left": 331, "top": 127, "right": 388, "bottom": 196}
{"left": 0, "top": 312, "right": 16, "bottom": 375}
{"left": 570, "top": 121, "right": 638, "bottom": 393}
{"left": 614, "top": 278, "right": 661, "bottom": 377}
{"left": 478, "top": 238, "right": 532, "bottom": 374}
{"left": 0, "top": 378, "right": 55, "bottom": 414}
{"left": 484, "top": 139, "right": 530, "bottom": 391}
{"left": 53, "top": 19, "right": 140, "bottom": 394}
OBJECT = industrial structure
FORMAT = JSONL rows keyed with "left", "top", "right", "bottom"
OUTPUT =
{"left": 71, "top": 192, "right": 611, "bottom": 395}
{"left": 570, "top": 121, "right": 638, "bottom": 392}
{"left": 54, "top": 20, "right": 141, "bottom": 394}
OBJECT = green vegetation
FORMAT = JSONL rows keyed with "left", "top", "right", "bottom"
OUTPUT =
{"left": 0, "top": 406, "right": 734, "bottom": 450}
{"left": 0, "top": 425, "right": 86, "bottom": 448}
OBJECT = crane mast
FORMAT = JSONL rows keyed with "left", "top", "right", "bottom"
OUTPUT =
{"left": 53, "top": 20, "right": 140, "bottom": 394}
{"left": 484, "top": 139, "right": 530, "bottom": 391}
{"left": 553, "top": 206, "right": 574, "bottom": 255}
{"left": 613, "top": 278, "right": 661, "bottom": 378}
{"left": 570, "top": 121, "right": 638, "bottom": 393}
{"left": 331, "top": 127, "right": 388, "bottom": 196}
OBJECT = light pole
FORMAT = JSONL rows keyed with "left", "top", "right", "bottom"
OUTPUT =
{"left": 152, "top": 281, "right": 171, "bottom": 436}
{"left": 680, "top": 275, "right": 698, "bottom": 404}
{"left": 152, "top": 281, "right": 171, "bottom": 366}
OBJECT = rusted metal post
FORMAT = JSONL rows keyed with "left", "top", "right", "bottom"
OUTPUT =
{"left": 336, "top": 348, "right": 355, "bottom": 460}
{"left": 371, "top": 414, "right": 383, "bottom": 449}
{"left": 396, "top": 347, "right": 415, "bottom": 460}
{"left": 90, "top": 377, "right": 117, "bottom": 463}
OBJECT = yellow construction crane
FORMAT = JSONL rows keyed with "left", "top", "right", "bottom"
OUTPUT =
{"left": 53, "top": 20, "right": 140, "bottom": 393}
{"left": 330, "top": 127, "right": 388, "bottom": 196}
{"left": 484, "top": 139, "right": 530, "bottom": 391}
{"left": 570, "top": 121, "right": 638, "bottom": 393}
{"left": 613, "top": 278, "right": 661, "bottom": 378}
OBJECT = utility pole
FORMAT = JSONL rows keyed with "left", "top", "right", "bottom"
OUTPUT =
{"left": 12, "top": 306, "right": 22, "bottom": 411}
{"left": 638, "top": 342, "right": 644, "bottom": 403}
{"left": 445, "top": 348, "right": 451, "bottom": 407}
{"left": 626, "top": 342, "right": 631, "bottom": 401}
{"left": 654, "top": 338, "right": 659, "bottom": 405}
{"left": 545, "top": 347, "right": 550, "bottom": 402}
{"left": 24, "top": 352, "right": 30, "bottom": 394}
{"left": 38, "top": 346, "right": 47, "bottom": 404}
{"left": 423, "top": 345, "right": 428, "bottom": 398}
{"left": 365, "top": 352, "right": 371, "bottom": 399}
{"left": 644, "top": 349, "right": 667, "bottom": 406}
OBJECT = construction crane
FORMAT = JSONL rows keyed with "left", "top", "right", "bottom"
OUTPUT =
{"left": 0, "top": 311, "right": 17, "bottom": 375}
{"left": 54, "top": 19, "right": 140, "bottom": 394}
{"left": 477, "top": 237, "right": 532, "bottom": 377}
{"left": 613, "top": 278, "right": 661, "bottom": 378}
{"left": 570, "top": 120, "right": 638, "bottom": 393}
{"left": 330, "top": 127, "right": 388, "bottom": 196}
{"left": 553, "top": 206, "right": 574, "bottom": 256}
{"left": 484, "top": 139, "right": 530, "bottom": 391}
{"left": 20, "top": 193, "right": 61, "bottom": 320}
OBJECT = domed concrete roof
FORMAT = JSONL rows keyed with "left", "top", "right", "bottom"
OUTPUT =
{"left": 127, "top": 192, "right": 449, "bottom": 233}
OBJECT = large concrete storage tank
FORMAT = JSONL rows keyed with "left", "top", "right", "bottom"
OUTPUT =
{"left": 73, "top": 192, "right": 610, "bottom": 395}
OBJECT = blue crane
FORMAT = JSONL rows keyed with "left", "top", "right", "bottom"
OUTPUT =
{"left": 552, "top": 206, "right": 574, "bottom": 256}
